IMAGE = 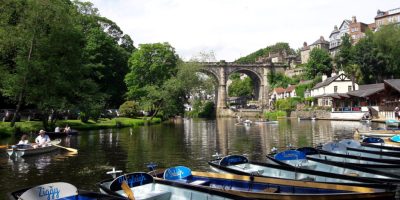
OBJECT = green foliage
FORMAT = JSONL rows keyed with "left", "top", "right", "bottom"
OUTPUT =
{"left": 264, "top": 111, "right": 286, "bottom": 120}
{"left": 228, "top": 76, "right": 253, "bottom": 97}
{"left": 235, "top": 42, "right": 295, "bottom": 64}
{"left": 186, "top": 100, "right": 215, "bottom": 118}
{"left": 295, "top": 83, "right": 312, "bottom": 98}
{"left": 275, "top": 97, "right": 302, "bottom": 112}
{"left": 119, "top": 101, "right": 140, "bottom": 117}
{"left": 125, "top": 42, "right": 179, "bottom": 100}
{"left": 305, "top": 48, "right": 332, "bottom": 78}
{"left": 267, "top": 71, "right": 297, "bottom": 88}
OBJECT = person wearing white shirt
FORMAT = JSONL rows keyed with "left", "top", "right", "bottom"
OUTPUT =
{"left": 35, "top": 130, "right": 51, "bottom": 147}
{"left": 18, "top": 134, "right": 29, "bottom": 145}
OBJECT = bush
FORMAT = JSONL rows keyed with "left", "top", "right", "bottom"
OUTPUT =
{"left": 264, "top": 111, "right": 286, "bottom": 120}
{"left": 119, "top": 101, "right": 140, "bottom": 118}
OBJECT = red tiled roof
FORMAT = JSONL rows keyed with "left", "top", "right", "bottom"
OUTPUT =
{"left": 274, "top": 87, "right": 286, "bottom": 94}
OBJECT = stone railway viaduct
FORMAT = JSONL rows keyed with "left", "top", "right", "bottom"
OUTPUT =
{"left": 200, "top": 61, "right": 286, "bottom": 116}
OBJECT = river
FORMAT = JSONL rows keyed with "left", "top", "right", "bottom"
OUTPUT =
{"left": 0, "top": 118, "right": 378, "bottom": 197}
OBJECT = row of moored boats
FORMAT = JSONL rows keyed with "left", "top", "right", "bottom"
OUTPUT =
{"left": 9, "top": 136, "right": 400, "bottom": 200}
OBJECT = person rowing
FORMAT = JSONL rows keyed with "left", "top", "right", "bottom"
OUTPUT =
{"left": 34, "top": 130, "right": 51, "bottom": 148}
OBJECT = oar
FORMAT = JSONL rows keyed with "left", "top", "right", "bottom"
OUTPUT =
{"left": 0, "top": 145, "right": 8, "bottom": 149}
{"left": 52, "top": 144, "right": 78, "bottom": 153}
{"left": 121, "top": 181, "right": 135, "bottom": 200}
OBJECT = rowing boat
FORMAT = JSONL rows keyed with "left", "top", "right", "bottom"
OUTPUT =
{"left": 354, "top": 128, "right": 400, "bottom": 138}
{"left": 323, "top": 140, "right": 400, "bottom": 160}
{"left": 149, "top": 166, "right": 395, "bottom": 200}
{"left": 6, "top": 139, "right": 61, "bottom": 157}
{"left": 208, "top": 155, "right": 394, "bottom": 188}
{"left": 266, "top": 150, "right": 400, "bottom": 182}
{"left": 8, "top": 182, "right": 123, "bottom": 200}
{"left": 98, "top": 170, "right": 240, "bottom": 200}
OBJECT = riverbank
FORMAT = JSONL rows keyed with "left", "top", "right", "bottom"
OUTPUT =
{"left": 0, "top": 117, "right": 161, "bottom": 137}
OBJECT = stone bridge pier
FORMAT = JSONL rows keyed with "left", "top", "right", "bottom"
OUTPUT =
{"left": 201, "top": 61, "right": 286, "bottom": 116}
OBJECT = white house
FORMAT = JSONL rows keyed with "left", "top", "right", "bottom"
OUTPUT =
{"left": 311, "top": 71, "right": 358, "bottom": 107}
{"left": 329, "top": 20, "right": 351, "bottom": 56}
{"left": 269, "top": 85, "right": 297, "bottom": 106}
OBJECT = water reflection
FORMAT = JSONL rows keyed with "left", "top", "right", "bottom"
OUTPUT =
{"left": 0, "top": 118, "right": 374, "bottom": 197}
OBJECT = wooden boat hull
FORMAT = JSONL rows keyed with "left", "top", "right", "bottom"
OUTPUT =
{"left": 298, "top": 147, "right": 400, "bottom": 173}
{"left": 98, "top": 172, "right": 238, "bottom": 200}
{"left": 156, "top": 169, "right": 395, "bottom": 200}
{"left": 354, "top": 129, "right": 400, "bottom": 138}
{"left": 8, "top": 182, "right": 124, "bottom": 200}
{"left": 266, "top": 152, "right": 400, "bottom": 182}
{"left": 7, "top": 139, "right": 61, "bottom": 157}
{"left": 208, "top": 156, "right": 394, "bottom": 188}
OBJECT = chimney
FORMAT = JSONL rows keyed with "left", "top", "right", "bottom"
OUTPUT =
{"left": 303, "top": 42, "right": 307, "bottom": 47}
{"left": 334, "top": 25, "right": 338, "bottom": 31}
{"left": 331, "top": 72, "right": 337, "bottom": 77}
{"left": 322, "top": 74, "right": 327, "bottom": 82}
{"left": 320, "top": 36, "right": 325, "bottom": 41}
{"left": 352, "top": 16, "right": 357, "bottom": 23}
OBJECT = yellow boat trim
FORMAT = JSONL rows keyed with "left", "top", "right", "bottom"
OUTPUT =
{"left": 192, "top": 171, "right": 378, "bottom": 193}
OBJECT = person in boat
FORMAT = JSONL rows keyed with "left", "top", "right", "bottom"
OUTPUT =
{"left": 54, "top": 126, "right": 60, "bottom": 133}
{"left": 395, "top": 107, "right": 399, "bottom": 120}
{"left": 18, "top": 134, "right": 29, "bottom": 145}
{"left": 35, "top": 130, "right": 51, "bottom": 147}
{"left": 64, "top": 124, "right": 71, "bottom": 133}
{"left": 17, "top": 134, "right": 32, "bottom": 149}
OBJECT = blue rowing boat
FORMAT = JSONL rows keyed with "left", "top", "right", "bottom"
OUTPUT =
{"left": 208, "top": 155, "right": 395, "bottom": 188}
{"left": 266, "top": 150, "right": 400, "bottom": 182}
{"left": 98, "top": 170, "right": 240, "bottom": 199}
{"left": 155, "top": 166, "right": 396, "bottom": 200}
{"left": 8, "top": 182, "right": 123, "bottom": 200}
{"left": 298, "top": 147, "right": 400, "bottom": 174}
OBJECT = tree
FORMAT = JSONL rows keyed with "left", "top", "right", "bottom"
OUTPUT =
{"left": 126, "top": 44, "right": 211, "bottom": 119}
{"left": 228, "top": 75, "right": 253, "bottom": 97}
{"left": 373, "top": 24, "right": 400, "bottom": 78}
{"left": 125, "top": 43, "right": 179, "bottom": 100}
{"left": 0, "top": 0, "right": 90, "bottom": 128}
{"left": 335, "top": 34, "right": 360, "bottom": 90}
{"left": 305, "top": 48, "right": 332, "bottom": 78}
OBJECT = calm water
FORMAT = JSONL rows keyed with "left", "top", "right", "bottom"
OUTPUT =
{"left": 0, "top": 118, "right": 378, "bottom": 197}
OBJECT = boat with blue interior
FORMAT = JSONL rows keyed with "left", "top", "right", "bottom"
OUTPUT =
{"left": 265, "top": 150, "right": 400, "bottom": 182}
{"left": 98, "top": 169, "right": 240, "bottom": 200}
{"left": 154, "top": 166, "right": 396, "bottom": 200}
{"left": 8, "top": 182, "right": 123, "bottom": 200}
{"left": 297, "top": 147, "right": 400, "bottom": 173}
{"left": 208, "top": 155, "right": 395, "bottom": 188}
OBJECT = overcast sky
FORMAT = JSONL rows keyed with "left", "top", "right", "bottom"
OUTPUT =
{"left": 87, "top": 0, "right": 398, "bottom": 62}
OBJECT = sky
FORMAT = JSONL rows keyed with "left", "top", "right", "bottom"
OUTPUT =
{"left": 87, "top": 0, "right": 399, "bottom": 62}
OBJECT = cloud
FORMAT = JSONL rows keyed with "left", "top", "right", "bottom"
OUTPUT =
{"left": 88, "top": 0, "right": 399, "bottom": 61}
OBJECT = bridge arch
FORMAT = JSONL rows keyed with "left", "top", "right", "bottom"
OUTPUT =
{"left": 198, "top": 61, "right": 286, "bottom": 115}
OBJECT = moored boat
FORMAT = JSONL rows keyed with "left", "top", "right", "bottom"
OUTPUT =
{"left": 386, "top": 119, "right": 400, "bottom": 127}
{"left": 98, "top": 170, "right": 239, "bottom": 200}
{"left": 8, "top": 182, "right": 124, "bottom": 200}
{"left": 6, "top": 139, "right": 61, "bottom": 157}
{"left": 266, "top": 150, "right": 400, "bottom": 182}
{"left": 254, "top": 120, "right": 278, "bottom": 124}
{"left": 354, "top": 128, "right": 400, "bottom": 138}
{"left": 208, "top": 155, "right": 394, "bottom": 188}
{"left": 148, "top": 165, "right": 395, "bottom": 200}
{"left": 323, "top": 140, "right": 400, "bottom": 160}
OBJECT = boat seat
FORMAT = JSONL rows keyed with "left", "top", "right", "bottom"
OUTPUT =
{"left": 131, "top": 190, "right": 172, "bottom": 200}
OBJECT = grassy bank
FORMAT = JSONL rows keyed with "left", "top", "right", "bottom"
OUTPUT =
{"left": 0, "top": 117, "right": 161, "bottom": 137}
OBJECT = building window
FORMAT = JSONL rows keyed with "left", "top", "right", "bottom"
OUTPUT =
{"left": 334, "top": 86, "right": 338, "bottom": 93}
{"left": 348, "top": 86, "right": 352, "bottom": 91}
